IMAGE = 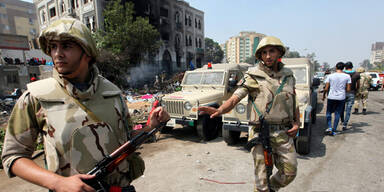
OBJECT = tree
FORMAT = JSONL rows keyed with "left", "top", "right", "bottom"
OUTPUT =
{"left": 360, "top": 59, "right": 373, "bottom": 70}
{"left": 284, "top": 51, "right": 301, "bottom": 58}
{"left": 204, "top": 38, "right": 224, "bottom": 63}
{"left": 94, "top": 0, "right": 161, "bottom": 86}
{"left": 306, "top": 53, "right": 321, "bottom": 72}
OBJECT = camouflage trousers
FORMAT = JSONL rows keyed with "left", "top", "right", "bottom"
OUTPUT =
{"left": 251, "top": 129, "right": 297, "bottom": 192}
{"left": 353, "top": 91, "right": 369, "bottom": 110}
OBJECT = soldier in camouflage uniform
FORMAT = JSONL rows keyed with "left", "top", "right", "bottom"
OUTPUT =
{"left": 353, "top": 67, "right": 371, "bottom": 115}
{"left": 199, "top": 36, "right": 300, "bottom": 192}
{"left": 1, "top": 18, "right": 169, "bottom": 192}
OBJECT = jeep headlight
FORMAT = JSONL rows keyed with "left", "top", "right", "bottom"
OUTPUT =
{"left": 298, "top": 95, "right": 308, "bottom": 104}
{"left": 235, "top": 103, "right": 246, "bottom": 114}
{"left": 184, "top": 101, "right": 192, "bottom": 110}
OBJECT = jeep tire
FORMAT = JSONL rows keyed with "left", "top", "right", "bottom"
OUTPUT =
{"left": 196, "top": 114, "right": 221, "bottom": 141}
{"left": 295, "top": 122, "right": 311, "bottom": 155}
{"left": 222, "top": 127, "right": 241, "bottom": 145}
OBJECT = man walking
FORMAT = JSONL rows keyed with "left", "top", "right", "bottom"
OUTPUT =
{"left": 199, "top": 36, "right": 300, "bottom": 192}
{"left": 322, "top": 62, "right": 351, "bottom": 135}
{"left": 340, "top": 61, "right": 360, "bottom": 130}
{"left": 353, "top": 67, "right": 371, "bottom": 115}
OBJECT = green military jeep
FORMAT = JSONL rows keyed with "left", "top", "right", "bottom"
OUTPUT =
{"left": 222, "top": 58, "right": 320, "bottom": 154}
{"left": 161, "top": 63, "right": 252, "bottom": 141}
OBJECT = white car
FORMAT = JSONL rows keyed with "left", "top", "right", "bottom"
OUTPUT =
{"left": 366, "top": 72, "right": 382, "bottom": 91}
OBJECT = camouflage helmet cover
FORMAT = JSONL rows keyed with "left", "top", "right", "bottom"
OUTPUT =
{"left": 39, "top": 17, "right": 98, "bottom": 62}
{"left": 255, "top": 36, "right": 286, "bottom": 60}
{"left": 356, "top": 67, "right": 365, "bottom": 73}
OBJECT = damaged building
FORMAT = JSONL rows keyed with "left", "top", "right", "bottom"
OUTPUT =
{"left": 34, "top": 0, "right": 205, "bottom": 84}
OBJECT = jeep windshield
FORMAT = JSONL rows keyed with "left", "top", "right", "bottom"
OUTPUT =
{"left": 290, "top": 67, "right": 307, "bottom": 85}
{"left": 183, "top": 72, "right": 224, "bottom": 85}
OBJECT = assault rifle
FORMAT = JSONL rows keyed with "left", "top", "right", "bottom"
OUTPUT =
{"left": 245, "top": 117, "right": 273, "bottom": 190}
{"left": 83, "top": 121, "right": 167, "bottom": 191}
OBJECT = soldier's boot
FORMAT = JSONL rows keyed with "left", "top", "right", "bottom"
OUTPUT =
{"left": 363, "top": 109, "right": 367, "bottom": 115}
{"left": 352, "top": 108, "right": 358, "bottom": 114}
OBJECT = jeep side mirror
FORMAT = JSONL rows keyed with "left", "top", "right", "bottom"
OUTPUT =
{"left": 312, "top": 77, "right": 320, "bottom": 87}
{"left": 228, "top": 78, "right": 237, "bottom": 87}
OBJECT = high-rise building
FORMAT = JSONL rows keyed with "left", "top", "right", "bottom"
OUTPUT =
{"left": 370, "top": 42, "right": 384, "bottom": 65}
{"left": 0, "top": 0, "right": 39, "bottom": 48}
{"left": 223, "top": 31, "right": 265, "bottom": 63}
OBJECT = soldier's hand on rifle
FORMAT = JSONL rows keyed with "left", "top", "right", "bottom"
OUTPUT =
{"left": 198, "top": 106, "right": 221, "bottom": 119}
{"left": 149, "top": 107, "right": 170, "bottom": 129}
{"left": 52, "top": 174, "right": 96, "bottom": 192}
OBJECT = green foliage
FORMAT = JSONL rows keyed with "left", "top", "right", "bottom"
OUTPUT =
{"left": 306, "top": 53, "right": 321, "bottom": 72}
{"left": 360, "top": 59, "right": 373, "bottom": 70}
{"left": 94, "top": 0, "right": 161, "bottom": 86}
{"left": 284, "top": 51, "right": 301, "bottom": 58}
{"left": 204, "top": 38, "right": 224, "bottom": 63}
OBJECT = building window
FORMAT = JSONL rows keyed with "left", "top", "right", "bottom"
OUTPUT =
{"left": 188, "top": 16, "right": 191, "bottom": 26}
{"left": 185, "top": 15, "right": 188, "bottom": 25}
{"left": 198, "top": 20, "right": 201, "bottom": 29}
{"left": 144, "top": 3, "right": 151, "bottom": 15}
{"left": 195, "top": 18, "right": 197, "bottom": 28}
{"left": 49, "top": 7, "right": 56, "bottom": 18}
{"left": 195, "top": 38, "right": 197, "bottom": 47}
{"left": 189, "top": 36, "right": 192, "bottom": 46}
{"left": 29, "top": 18, "right": 34, "bottom": 24}
{"left": 71, "top": 0, "right": 75, "bottom": 9}
{"left": 41, "top": 10, "right": 46, "bottom": 23}
{"left": 30, "top": 28, "right": 37, "bottom": 35}
{"left": 0, "top": 3, "right": 5, "bottom": 7}
{"left": 175, "top": 11, "right": 180, "bottom": 23}
{"left": 60, "top": 1, "right": 65, "bottom": 13}
{"left": 28, "top": 9, "right": 33, "bottom": 14}
{"left": 7, "top": 74, "right": 19, "bottom": 84}
{"left": 83, "top": 0, "right": 88, "bottom": 4}
{"left": 160, "top": 7, "right": 168, "bottom": 17}
{"left": 199, "top": 38, "right": 202, "bottom": 48}
{"left": 4, "top": 25, "right": 10, "bottom": 31}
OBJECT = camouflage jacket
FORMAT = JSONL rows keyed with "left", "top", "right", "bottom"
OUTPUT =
{"left": 358, "top": 73, "right": 372, "bottom": 93}
{"left": 234, "top": 63, "right": 297, "bottom": 139}
{"left": 2, "top": 66, "right": 144, "bottom": 186}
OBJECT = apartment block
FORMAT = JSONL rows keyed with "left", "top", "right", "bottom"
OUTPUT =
{"left": 370, "top": 42, "right": 384, "bottom": 65}
{"left": 224, "top": 31, "right": 265, "bottom": 63}
{"left": 0, "top": 0, "right": 39, "bottom": 48}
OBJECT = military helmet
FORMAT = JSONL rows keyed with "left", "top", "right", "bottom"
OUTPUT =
{"left": 255, "top": 36, "right": 286, "bottom": 60}
{"left": 356, "top": 67, "right": 365, "bottom": 73}
{"left": 39, "top": 17, "right": 98, "bottom": 63}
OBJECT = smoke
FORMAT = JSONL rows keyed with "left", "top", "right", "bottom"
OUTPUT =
{"left": 128, "top": 63, "right": 161, "bottom": 88}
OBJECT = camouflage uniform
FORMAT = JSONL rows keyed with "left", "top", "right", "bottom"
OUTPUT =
{"left": 354, "top": 68, "right": 371, "bottom": 111}
{"left": 1, "top": 18, "right": 144, "bottom": 188}
{"left": 234, "top": 62, "right": 298, "bottom": 192}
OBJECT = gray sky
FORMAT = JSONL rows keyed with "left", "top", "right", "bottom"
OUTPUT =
{"left": 23, "top": 0, "right": 384, "bottom": 67}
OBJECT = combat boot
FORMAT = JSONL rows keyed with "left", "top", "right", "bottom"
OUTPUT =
{"left": 352, "top": 108, "right": 358, "bottom": 114}
{"left": 363, "top": 109, "right": 367, "bottom": 115}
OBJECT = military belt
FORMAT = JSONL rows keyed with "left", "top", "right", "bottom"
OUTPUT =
{"left": 252, "top": 123, "right": 291, "bottom": 132}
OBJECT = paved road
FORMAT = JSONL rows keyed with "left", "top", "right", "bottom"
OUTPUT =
{"left": 1, "top": 91, "right": 383, "bottom": 192}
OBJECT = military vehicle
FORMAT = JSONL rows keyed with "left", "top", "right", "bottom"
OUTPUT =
{"left": 161, "top": 63, "right": 252, "bottom": 141}
{"left": 221, "top": 58, "right": 320, "bottom": 155}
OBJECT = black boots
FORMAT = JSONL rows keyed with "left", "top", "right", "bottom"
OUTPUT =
{"left": 363, "top": 109, "right": 367, "bottom": 115}
{"left": 352, "top": 109, "right": 358, "bottom": 114}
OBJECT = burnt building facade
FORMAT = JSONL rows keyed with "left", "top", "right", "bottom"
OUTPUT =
{"left": 127, "top": 0, "right": 205, "bottom": 74}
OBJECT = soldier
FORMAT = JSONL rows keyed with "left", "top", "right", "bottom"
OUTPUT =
{"left": 353, "top": 67, "right": 371, "bottom": 115}
{"left": 1, "top": 18, "right": 169, "bottom": 192}
{"left": 199, "top": 36, "right": 300, "bottom": 192}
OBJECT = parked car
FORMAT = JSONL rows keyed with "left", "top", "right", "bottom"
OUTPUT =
{"left": 366, "top": 72, "right": 382, "bottom": 91}
{"left": 221, "top": 58, "right": 320, "bottom": 155}
{"left": 161, "top": 63, "right": 252, "bottom": 141}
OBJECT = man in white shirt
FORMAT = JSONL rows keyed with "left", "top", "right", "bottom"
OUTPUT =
{"left": 322, "top": 62, "right": 351, "bottom": 135}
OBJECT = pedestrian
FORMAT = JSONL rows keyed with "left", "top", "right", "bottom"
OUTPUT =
{"left": 199, "top": 36, "right": 300, "bottom": 192}
{"left": 322, "top": 62, "right": 351, "bottom": 135}
{"left": 353, "top": 67, "right": 371, "bottom": 115}
{"left": 1, "top": 18, "right": 170, "bottom": 192}
{"left": 340, "top": 61, "right": 360, "bottom": 130}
